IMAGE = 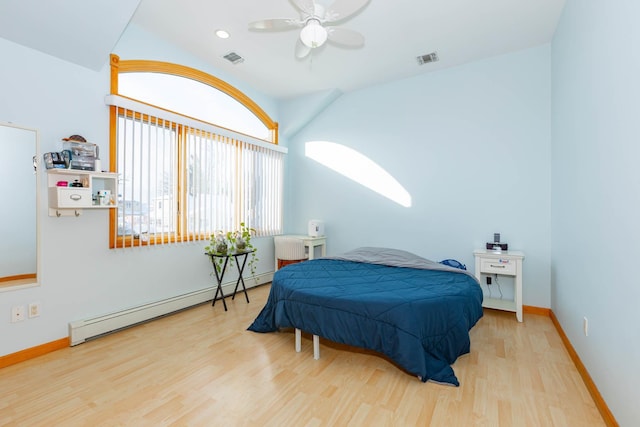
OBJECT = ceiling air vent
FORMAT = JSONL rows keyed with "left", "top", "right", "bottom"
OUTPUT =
{"left": 417, "top": 52, "right": 439, "bottom": 65}
{"left": 223, "top": 52, "right": 244, "bottom": 64}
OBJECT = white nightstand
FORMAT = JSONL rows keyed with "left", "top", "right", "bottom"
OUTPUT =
{"left": 274, "top": 235, "right": 327, "bottom": 271}
{"left": 473, "top": 249, "right": 525, "bottom": 322}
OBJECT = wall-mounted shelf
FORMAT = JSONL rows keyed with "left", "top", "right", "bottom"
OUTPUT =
{"left": 46, "top": 169, "right": 118, "bottom": 217}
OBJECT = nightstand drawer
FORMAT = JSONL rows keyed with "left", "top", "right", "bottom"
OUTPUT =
{"left": 480, "top": 258, "right": 517, "bottom": 275}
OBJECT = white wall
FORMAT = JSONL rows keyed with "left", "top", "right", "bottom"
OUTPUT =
{"left": 551, "top": 1, "right": 640, "bottom": 424}
{"left": 0, "top": 25, "right": 280, "bottom": 356}
{"left": 283, "top": 45, "right": 552, "bottom": 308}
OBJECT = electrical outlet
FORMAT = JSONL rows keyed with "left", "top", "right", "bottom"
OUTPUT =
{"left": 28, "top": 302, "right": 41, "bottom": 318}
{"left": 583, "top": 316, "right": 588, "bottom": 336}
{"left": 11, "top": 305, "right": 25, "bottom": 323}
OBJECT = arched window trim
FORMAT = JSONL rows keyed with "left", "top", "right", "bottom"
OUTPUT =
{"left": 106, "top": 54, "right": 284, "bottom": 249}
{"left": 109, "top": 54, "right": 278, "bottom": 145}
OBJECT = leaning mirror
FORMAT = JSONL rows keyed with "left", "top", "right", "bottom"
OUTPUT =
{"left": 0, "top": 122, "right": 39, "bottom": 288}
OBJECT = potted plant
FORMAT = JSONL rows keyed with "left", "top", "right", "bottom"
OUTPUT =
{"left": 205, "top": 231, "right": 230, "bottom": 273}
{"left": 230, "top": 222, "right": 258, "bottom": 278}
{"left": 204, "top": 223, "right": 259, "bottom": 278}
{"left": 205, "top": 230, "right": 230, "bottom": 255}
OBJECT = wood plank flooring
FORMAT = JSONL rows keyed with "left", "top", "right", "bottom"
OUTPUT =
{"left": 0, "top": 284, "right": 605, "bottom": 426}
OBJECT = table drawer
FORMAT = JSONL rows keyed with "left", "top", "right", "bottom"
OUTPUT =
{"left": 49, "top": 187, "right": 92, "bottom": 208}
{"left": 480, "top": 258, "right": 517, "bottom": 275}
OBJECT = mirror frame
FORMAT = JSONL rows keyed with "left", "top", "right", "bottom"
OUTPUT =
{"left": 0, "top": 121, "right": 40, "bottom": 291}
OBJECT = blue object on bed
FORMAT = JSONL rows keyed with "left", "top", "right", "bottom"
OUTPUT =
{"left": 439, "top": 258, "right": 467, "bottom": 270}
{"left": 248, "top": 247, "right": 483, "bottom": 386}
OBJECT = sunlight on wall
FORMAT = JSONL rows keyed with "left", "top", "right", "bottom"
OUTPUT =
{"left": 305, "top": 141, "right": 412, "bottom": 207}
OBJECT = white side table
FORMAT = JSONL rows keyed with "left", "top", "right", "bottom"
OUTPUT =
{"left": 473, "top": 249, "right": 525, "bottom": 322}
{"left": 274, "top": 235, "right": 327, "bottom": 271}
{"left": 297, "top": 235, "right": 326, "bottom": 260}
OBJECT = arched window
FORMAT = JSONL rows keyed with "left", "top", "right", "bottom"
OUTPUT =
{"left": 107, "top": 54, "right": 285, "bottom": 248}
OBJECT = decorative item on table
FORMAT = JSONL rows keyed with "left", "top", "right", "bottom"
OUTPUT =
{"left": 231, "top": 222, "right": 259, "bottom": 277}
{"left": 205, "top": 231, "right": 230, "bottom": 273}
{"left": 235, "top": 235, "right": 247, "bottom": 251}
{"left": 204, "top": 222, "right": 258, "bottom": 277}
{"left": 210, "top": 231, "right": 228, "bottom": 254}
{"left": 231, "top": 222, "right": 256, "bottom": 253}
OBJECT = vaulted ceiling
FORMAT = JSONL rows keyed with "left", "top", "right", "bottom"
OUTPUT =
{"left": 0, "top": 0, "right": 566, "bottom": 100}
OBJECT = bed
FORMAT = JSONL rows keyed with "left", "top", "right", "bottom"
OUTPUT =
{"left": 248, "top": 247, "right": 483, "bottom": 386}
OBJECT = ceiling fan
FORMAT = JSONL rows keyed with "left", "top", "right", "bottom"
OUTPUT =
{"left": 248, "top": 0, "right": 370, "bottom": 59}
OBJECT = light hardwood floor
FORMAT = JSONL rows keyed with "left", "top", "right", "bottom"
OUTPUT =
{"left": 0, "top": 284, "right": 605, "bottom": 426}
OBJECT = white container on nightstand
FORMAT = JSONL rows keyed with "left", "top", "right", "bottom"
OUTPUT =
{"left": 308, "top": 220, "right": 325, "bottom": 237}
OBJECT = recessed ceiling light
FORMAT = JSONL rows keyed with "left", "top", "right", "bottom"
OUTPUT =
{"left": 215, "top": 29, "right": 230, "bottom": 39}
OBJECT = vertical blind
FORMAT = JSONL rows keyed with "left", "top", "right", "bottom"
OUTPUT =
{"left": 106, "top": 95, "right": 286, "bottom": 248}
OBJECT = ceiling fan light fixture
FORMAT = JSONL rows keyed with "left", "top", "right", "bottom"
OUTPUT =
{"left": 300, "top": 19, "right": 328, "bottom": 48}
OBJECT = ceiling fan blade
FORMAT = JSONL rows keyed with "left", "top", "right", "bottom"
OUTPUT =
{"left": 289, "top": 0, "right": 316, "bottom": 16}
{"left": 248, "top": 19, "right": 300, "bottom": 31}
{"left": 295, "top": 38, "right": 312, "bottom": 59}
{"left": 326, "top": 0, "right": 370, "bottom": 22}
{"left": 327, "top": 27, "right": 364, "bottom": 48}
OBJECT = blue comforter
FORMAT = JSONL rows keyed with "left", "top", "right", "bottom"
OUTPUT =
{"left": 248, "top": 247, "right": 483, "bottom": 385}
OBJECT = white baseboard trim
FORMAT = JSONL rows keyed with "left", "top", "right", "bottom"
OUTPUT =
{"left": 68, "top": 272, "right": 273, "bottom": 346}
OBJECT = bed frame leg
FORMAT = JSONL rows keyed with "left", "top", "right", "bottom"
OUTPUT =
{"left": 294, "top": 328, "right": 320, "bottom": 359}
{"left": 295, "top": 328, "right": 301, "bottom": 352}
{"left": 313, "top": 335, "right": 320, "bottom": 360}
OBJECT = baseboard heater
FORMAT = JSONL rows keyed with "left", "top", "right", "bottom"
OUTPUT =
{"left": 68, "top": 272, "right": 273, "bottom": 346}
